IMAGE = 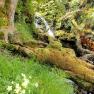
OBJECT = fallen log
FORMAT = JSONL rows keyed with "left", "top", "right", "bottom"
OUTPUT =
{"left": 2, "top": 42, "right": 94, "bottom": 83}
{"left": 1, "top": 41, "right": 94, "bottom": 91}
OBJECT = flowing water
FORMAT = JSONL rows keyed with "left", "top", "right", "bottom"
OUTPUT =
{"left": 34, "top": 12, "right": 55, "bottom": 38}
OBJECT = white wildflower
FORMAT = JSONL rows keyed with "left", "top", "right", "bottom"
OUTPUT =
{"left": 34, "top": 82, "right": 39, "bottom": 88}
{"left": 21, "top": 73, "right": 26, "bottom": 78}
{"left": 20, "top": 89, "right": 25, "bottom": 94}
{"left": 29, "top": 76, "right": 32, "bottom": 79}
{"left": 22, "top": 78, "right": 29, "bottom": 88}
{"left": 11, "top": 81, "right": 14, "bottom": 84}
{"left": 14, "top": 83, "right": 21, "bottom": 94}
{"left": 7, "top": 86, "right": 12, "bottom": 92}
{"left": 15, "top": 83, "right": 20, "bottom": 89}
{"left": 91, "top": 12, "right": 94, "bottom": 18}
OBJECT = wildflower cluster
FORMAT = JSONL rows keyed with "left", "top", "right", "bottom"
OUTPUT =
{"left": 7, "top": 73, "right": 39, "bottom": 94}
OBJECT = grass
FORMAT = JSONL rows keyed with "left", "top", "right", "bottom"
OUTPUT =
{"left": 0, "top": 20, "right": 75, "bottom": 93}
{"left": 15, "top": 22, "right": 33, "bottom": 42}
{"left": 0, "top": 50, "right": 75, "bottom": 94}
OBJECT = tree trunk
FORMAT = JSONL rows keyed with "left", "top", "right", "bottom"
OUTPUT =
{"left": 6, "top": 0, "right": 18, "bottom": 42}
{"left": 0, "top": 0, "right": 5, "bottom": 8}
{"left": 0, "top": 0, "right": 18, "bottom": 43}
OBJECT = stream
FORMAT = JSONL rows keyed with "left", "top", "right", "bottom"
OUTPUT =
{"left": 34, "top": 12, "right": 55, "bottom": 38}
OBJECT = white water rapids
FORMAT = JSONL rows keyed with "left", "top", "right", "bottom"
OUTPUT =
{"left": 34, "top": 12, "right": 55, "bottom": 38}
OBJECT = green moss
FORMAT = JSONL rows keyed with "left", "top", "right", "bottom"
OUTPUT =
{"left": 0, "top": 11, "right": 8, "bottom": 27}
{"left": 15, "top": 22, "right": 33, "bottom": 42}
{"left": 55, "top": 30, "right": 76, "bottom": 40}
{"left": 47, "top": 40, "right": 62, "bottom": 50}
{"left": 0, "top": 32, "right": 4, "bottom": 40}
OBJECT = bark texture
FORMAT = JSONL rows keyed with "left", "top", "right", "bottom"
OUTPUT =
{"left": 0, "top": 0, "right": 18, "bottom": 43}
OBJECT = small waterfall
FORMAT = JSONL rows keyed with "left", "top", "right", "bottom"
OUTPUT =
{"left": 34, "top": 12, "right": 55, "bottom": 38}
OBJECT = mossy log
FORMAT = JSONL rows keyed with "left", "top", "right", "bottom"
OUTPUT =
{"left": 34, "top": 48, "right": 94, "bottom": 83}
{"left": 0, "top": 43, "right": 94, "bottom": 90}
{"left": 2, "top": 42, "right": 94, "bottom": 84}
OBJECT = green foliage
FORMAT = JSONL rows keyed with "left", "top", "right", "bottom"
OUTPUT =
{"left": 31, "top": 0, "right": 94, "bottom": 32}
{"left": 70, "top": 0, "right": 80, "bottom": 10}
{"left": 0, "top": 11, "right": 8, "bottom": 27}
{"left": 26, "top": 0, "right": 34, "bottom": 15}
{"left": 15, "top": 0, "right": 24, "bottom": 22}
{"left": 15, "top": 22, "right": 33, "bottom": 42}
{"left": 15, "top": 0, "right": 36, "bottom": 35}
{"left": 0, "top": 51, "right": 75, "bottom": 94}
{"left": 0, "top": 17, "right": 7, "bottom": 27}
{"left": 32, "top": 0, "right": 68, "bottom": 29}
{"left": 47, "top": 40, "right": 62, "bottom": 50}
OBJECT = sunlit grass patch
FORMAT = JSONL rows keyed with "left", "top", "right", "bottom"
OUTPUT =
{"left": 0, "top": 51, "right": 75, "bottom": 94}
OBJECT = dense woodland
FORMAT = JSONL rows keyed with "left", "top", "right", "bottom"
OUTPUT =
{"left": 0, "top": 0, "right": 94, "bottom": 94}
